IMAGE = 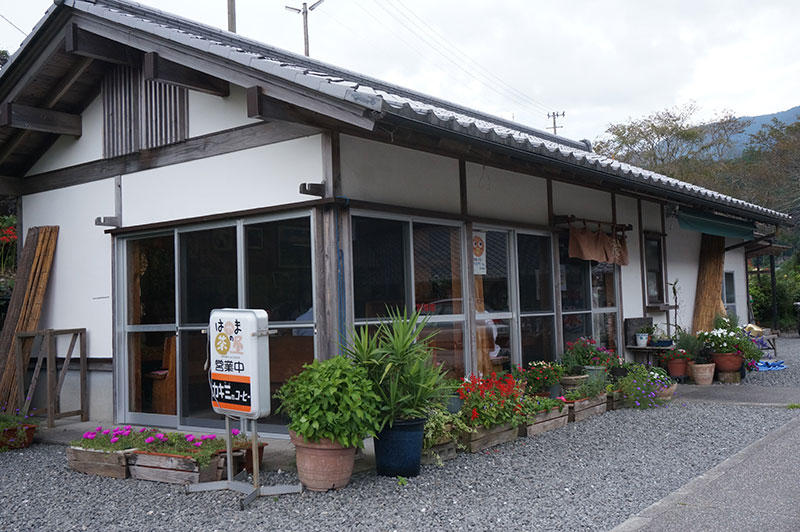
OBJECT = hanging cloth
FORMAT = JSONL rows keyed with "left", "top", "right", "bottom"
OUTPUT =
{"left": 604, "top": 230, "right": 630, "bottom": 265}
{"left": 569, "top": 225, "right": 605, "bottom": 262}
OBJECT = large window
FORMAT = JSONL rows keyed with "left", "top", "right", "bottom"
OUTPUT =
{"left": 517, "top": 233, "right": 555, "bottom": 364}
{"left": 473, "top": 230, "right": 512, "bottom": 375}
{"left": 352, "top": 215, "right": 465, "bottom": 376}
{"left": 120, "top": 214, "right": 314, "bottom": 431}
{"left": 722, "top": 271, "right": 736, "bottom": 318}
{"left": 559, "top": 236, "right": 619, "bottom": 353}
{"left": 644, "top": 233, "right": 665, "bottom": 305}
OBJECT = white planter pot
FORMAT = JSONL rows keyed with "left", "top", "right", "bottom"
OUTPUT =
{"left": 635, "top": 333, "right": 649, "bottom": 347}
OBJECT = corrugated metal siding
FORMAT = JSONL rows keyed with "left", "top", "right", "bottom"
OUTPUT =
{"left": 103, "top": 65, "right": 187, "bottom": 157}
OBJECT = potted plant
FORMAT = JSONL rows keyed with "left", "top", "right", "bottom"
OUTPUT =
{"left": 346, "top": 307, "right": 449, "bottom": 477}
{"left": 635, "top": 325, "right": 653, "bottom": 347}
{"left": 516, "top": 395, "right": 568, "bottom": 437}
{"left": 67, "top": 425, "right": 142, "bottom": 478}
{"left": 275, "top": 355, "right": 381, "bottom": 491}
{"left": 0, "top": 406, "right": 38, "bottom": 452}
{"left": 674, "top": 328, "right": 704, "bottom": 380}
{"left": 649, "top": 327, "right": 674, "bottom": 347}
{"left": 660, "top": 348, "right": 693, "bottom": 378}
{"left": 698, "top": 315, "right": 746, "bottom": 374}
{"left": 560, "top": 337, "right": 609, "bottom": 387}
{"left": 456, "top": 372, "right": 523, "bottom": 452}
{"left": 617, "top": 364, "right": 674, "bottom": 407}
{"left": 128, "top": 429, "right": 228, "bottom": 484}
{"left": 561, "top": 380, "right": 607, "bottom": 422}
{"left": 511, "top": 361, "right": 564, "bottom": 397}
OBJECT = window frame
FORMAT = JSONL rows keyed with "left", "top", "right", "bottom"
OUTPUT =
{"left": 643, "top": 231, "right": 666, "bottom": 305}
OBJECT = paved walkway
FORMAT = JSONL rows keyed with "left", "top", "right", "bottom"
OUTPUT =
{"left": 613, "top": 381, "right": 800, "bottom": 532}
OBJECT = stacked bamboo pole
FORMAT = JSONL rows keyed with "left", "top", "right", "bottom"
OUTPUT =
{"left": 691, "top": 233, "right": 726, "bottom": 333}
{"left": 0, "top": 226, "right": 59, "bottom": 411}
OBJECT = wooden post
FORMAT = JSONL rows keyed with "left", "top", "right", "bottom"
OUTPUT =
{"left": 46, "top": 329, "right": 56, "bottom": 428}
{"left": 770, "top": 254, "right": 778, "bottom": 331}
{"left": 80, "top": 330, "right": 88, "bottom": 421}
{"left": 691, "top": 234, "right": 726, "bottom": 333}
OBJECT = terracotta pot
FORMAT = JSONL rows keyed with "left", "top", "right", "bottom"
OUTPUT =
{"left": 687, "top": 361, "right": 695, "bottom": 380}
{"left": 289, "top": 430, "right": 356, "bottom": 492}
{"left": 666, "top": 358, "right": 688, "bottom": 377}
{"left": 656, "top": 382, "right": 678, "bottom": 399}
{"left": 692, "top": 363, "right": 715, "bottom": 385}
{"left": 559, "top": 374, "right": 588, "bottom": 392}
{"left": 711, "top": 352, "right": 743, "bottom": 372}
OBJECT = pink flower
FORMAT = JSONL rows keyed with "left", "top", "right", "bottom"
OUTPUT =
{"left": 138, "top": 428, "right": 147, "bottom": 433}
{"left": 206, "top": 434, "right": 216, "bottom": 440}
{"left": 102, "top": 429, "right": 110, "bottom": 435}
{"left": 110, "top": 437, "right": 119, "bottom": 443}
{"left": 96, "top": 426, "right": 103, "bottom": 431}
{"left": 83, "top": 431, "right": 97, "bottom": 440}
{"left": 557, "top": 396, "right": 566, "bottom": 402}
{"left": 145, "top": 436, "right": 155, "bottom": 443}
{"left": 194, "top": 442, "right": 203, "bottom": 447}
{"left": 186, "top": 434, "right": 195, "bottom": 442}
{"left": 231, "top": 429, "right": 240, "bottom": 436}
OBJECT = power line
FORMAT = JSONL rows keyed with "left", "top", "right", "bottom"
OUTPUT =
{"left": 547, "top": 111, "right": 565, "bottom": 135}
{"left": 0, "top": 13, "right": 27, "bottom": 37}
{"left": 285, "top": 0, "right": 326, "bottom": 57}
{"left": 387, "top": 0, "right": 549, "bottom": 114}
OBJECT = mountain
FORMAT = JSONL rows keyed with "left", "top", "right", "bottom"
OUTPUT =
{"left": 729, "top": 105, "right": 800, "bottom": 156}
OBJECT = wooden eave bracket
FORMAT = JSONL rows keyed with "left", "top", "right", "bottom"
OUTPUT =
{"left": 0, "top": 102, "right": 82, "bottom": 137}
{"left": 65, "top": 23, "right": 142, "bottom": 66}
{"left": 144, "top": 52, "right": 229, "bottom": 97}
{"left": 0, "top": 176, "right": 22, "bottom": 197}
{"left": 246, "top": 85, "right": 377, "bottom": 131}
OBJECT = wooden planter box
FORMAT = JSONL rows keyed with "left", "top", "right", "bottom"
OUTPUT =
{"left": 460, "top": 423, "right": 517, "bottom": 453}
{"left": 421, "top": 441, "right": 457, "bottom": 465}
{"left": 566, "top": 393, "right": 607, "bottom": 422}
{"left": 129, "top": 451, "right": 222, "bottom": 484}
{"left": 606, "top": 390, "right": 624, "bottom": 411}
{"left": 66, "top": 446, "right": 135, "bottom": 479}
{"left": 519, "top": 406, "right": 568, "bottom": 437}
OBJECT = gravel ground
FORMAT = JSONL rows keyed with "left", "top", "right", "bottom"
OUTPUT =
{"left": 742, "top": 336, "right": 800, "bottom": 387}
{"left": 2, "top": 403, "right": 798, "bottom": 532}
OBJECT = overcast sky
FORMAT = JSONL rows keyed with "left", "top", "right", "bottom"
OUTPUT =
{"left": 2, "top": 0, "right": 799, "bottom": 142}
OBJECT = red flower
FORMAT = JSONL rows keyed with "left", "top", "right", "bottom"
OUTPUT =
{"left": 471, "top": 408, "right": 479, "bottom": 421}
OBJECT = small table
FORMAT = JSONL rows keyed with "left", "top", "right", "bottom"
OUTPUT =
{"left": 625, "top": 345, "right": 674, "bottom": 366}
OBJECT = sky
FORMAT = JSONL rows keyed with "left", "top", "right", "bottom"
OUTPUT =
{"left": 1, "top": 0, "right": 799, "bottom": 143}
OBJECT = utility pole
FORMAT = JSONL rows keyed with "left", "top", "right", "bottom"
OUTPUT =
{"left": 227, "top": 0, "right": 236, "bottom": 32}
{"left": 285, "top": 0, "right": 325, "bottom": 57}
{"left": 547, "top": 111, "right": 565, "bottom": 135}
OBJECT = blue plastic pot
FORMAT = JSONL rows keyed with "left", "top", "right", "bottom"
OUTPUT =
{"left": 374, "top": 418, "right": 426, "bottom": 477}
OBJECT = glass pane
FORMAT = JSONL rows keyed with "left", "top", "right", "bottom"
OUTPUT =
{"left": 593, "top": 312, "right": 618, "bottom": 353}
{"left": 518, "top": 234, "right": 553, "bottom": 313}
{"left": 645, "top": 238, "right": 661, "bottom": 271}
{"left": 246, "top": 218, "right": 313, "bottom": 323}
{"left": 559, "top": 237, "right": 590, "bottom": 312}
{"left": 261, "top": 328, "right": 316, "bottom": 428}
{"left": 180, "top": 227, "right": 237, "bottom": 324}
{"left": 724, "top": 272, "right": 736, "bottom": 304}
{"left": 647, "top": 271, "right": 663, "bottom": 302}
{"left": 562, "top": 313, "right": 591, "bottom": 348}
{"left": 521, "top": 316, "right": 556, "bottom": 365}
{"left": 414, "top": 223, "right": 462, "bottom": 314}
{"left": 423, "top": 322, "right": 465, "bottom": 378}
{"left": 128, "top": 331, "right": 176, "bottom": 415}
{"left": 474, "top": 230, "right": 509, "bottom": 312}
{"left": 476, "top": 317, "right": 511, "bottom": 375}
{"left": 353, "top": 217, "right": 407, "bottom": 318}
{"left": 127, "top": 235, "right": 175, "bottom": 325}
{"left": 592, "top": 262, "right": 616, "bottom": 308}
{"left": 180, "top": 329, "right": 222, "bottom": 422}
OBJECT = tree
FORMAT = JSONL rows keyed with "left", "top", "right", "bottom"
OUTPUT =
{"left": 594, "top": 102, "right": 750, "bottom": 186}
{"left": 0, "top": 49, "right": 9, "bottom": 68}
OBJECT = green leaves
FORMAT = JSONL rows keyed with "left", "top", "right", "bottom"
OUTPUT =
{"left": 274, "top": 356, "right": 381, "bottom": 449}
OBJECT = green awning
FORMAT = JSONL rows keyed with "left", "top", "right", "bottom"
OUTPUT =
{"left": 677, "top": 209, "right": 755, "bottom": 240}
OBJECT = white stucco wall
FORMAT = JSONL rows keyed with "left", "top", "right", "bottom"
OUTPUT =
{"left": 640, "top": 200, "right": 663, "bottom": 232}
{"left": 26, "top": 94, "right": 104, "bottom": 175}
{"left": 552, "top": 181, "right": 612, "bottom": 221}
{"left": 617, "top": 195, "right": 644, "bottom": 321}
{"left": 188, "top": 84, "right": 260, "bottom": 138}
{"left": 664, "top": 216, "right": 703, "bottom": 332}
{"left": 21, "top": 178, "right": 116, "bottom": 357}
{"left": 340, "top": 135, "right": 460, "bottom": 213}
{"left": 122, "top": 135, "right": 323, "bottom": 226}
{"left": 465, "top": 163, "right": 548, "bottom": 224}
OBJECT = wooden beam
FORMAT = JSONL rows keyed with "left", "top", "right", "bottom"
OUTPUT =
{"left": 0, "top": 176, "right": 22, "bottom": 196}
{"left": 143, "top": 52, "right": 229, "bottom": 97}
{"left": 21, "top": 120, "right": 321, "bottom": 195}
{"left": 0, "top": 103, "right": 82, "bottom": 136}
{"left": 247, "top": 86, "right": 376, "bottom": 131}
{"left": 65, "top": 23, "right": 141, "bottom": 66}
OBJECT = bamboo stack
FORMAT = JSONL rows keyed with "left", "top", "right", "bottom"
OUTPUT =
{"left": 691, "top": 233, "right": 726, "bottom": 333}
{"left": 0, "top": 226, "right": 59, "bottom": 410}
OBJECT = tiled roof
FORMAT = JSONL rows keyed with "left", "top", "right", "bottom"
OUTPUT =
{"left": 17, "top": 0, "right": 791, "bottom": 224}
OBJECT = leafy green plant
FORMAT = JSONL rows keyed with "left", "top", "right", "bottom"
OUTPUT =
{"left": 422, "top": 406, "right": 471, "bottom": 450}
{"left": 345, "top": 307, "right": 449, "bottom": 430}
{"left": 787, "top": 404, "right": 800, "bottom": 410}
{"left": 511, "top": 361, "right": 564, "bottom": 393}
{"left": 562, "top": 379, "right": 605, "bottom": 401}
{"left": 275, "top": 356, "right": 381, "bottom": 448}
{"left": 457, "top": 373, "right": 523, "bottom": 428}
{"left": 396, "top": 476, "right": 408, "bottom": 486}
{"left": 515, "top": 395, "right": 565, "bottom": 423}
{"left": 0, "top": 406, "right": 38, "bottom": 452}
{"left": 617, "top": 364, "right": 673, "bottom": 409}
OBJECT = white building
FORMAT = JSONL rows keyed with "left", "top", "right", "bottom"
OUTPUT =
{"left": 0, "top": 0, "right": 789, "bottom": 434}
